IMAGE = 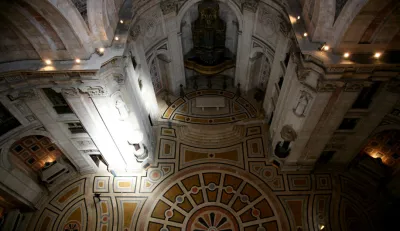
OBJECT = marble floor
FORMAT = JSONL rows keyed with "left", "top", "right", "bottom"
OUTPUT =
{"left": 27, "top": 90, "right": 383, "bottom": 231}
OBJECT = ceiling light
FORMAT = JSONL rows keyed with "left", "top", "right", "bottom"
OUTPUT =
{"left": 75, "top": 58, "right": 81, "bottom": 63}
{"left": 98, "top": 47, "right": 105, "bottom": 53}
{"left": 343, "top": 52, "right": 350, "bottom": 58}
{"left": 320, "top": 225, "right": 325, "bottom": 230}
{"left": 303, "top": 32, "right": 308, "bottom": 37}
{"left": 297, "top": 16, "right": 300, "bottom": 20}
{"left": 115, "top": 36, "right": 119, "bottom": 41}
{"left": 44, "top": 59, "right": 52, "bottom": 65}
{"left": 323, "top": 45, "right": 330, "bottom": 51}
{"left": 120, "top": 20, "right": 124, "bottom": 24}
{"left": 374, "top": 52, "right": 381, "bottom": 58}
{"left": 96, "top": 47, "right": 105, "bottom": 56}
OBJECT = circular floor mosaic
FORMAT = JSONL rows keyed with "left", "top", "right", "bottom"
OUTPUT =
{"left": 138, "top": 167, "right": 285, "bottom": 231}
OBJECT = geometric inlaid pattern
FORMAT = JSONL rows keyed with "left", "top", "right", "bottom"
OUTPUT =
{"left": 11, "top": 135, "right": 63, "bottom": 171}
{"left": 113, "top": 177, "right": 137, "bottom": 193}
{"left": 180, "top": 143, "right": 244, "bottom": 169}
{"left": 93, "top": 176, "right": 110, "bottom": 193}
{"left": 315, "top": 174, "right": 332, "bottom": 191}
{"left": 94, "top": 197, "right": 113, "bottom": 231}
{"left": 246, "top": 137, "right": 264, "bottom": 158}
{"left": 161, "top": 127, "right": 176, "bottom": 137}
{"left": 278, "top": 196, "right": 309, "bottom": 231}
{"left": 34, "top": 208, "right": 58, "bottom": 231}
{"left": 116, "top": 197, "right": 146, "bottom": 231}
{"left": 158, "top": 138, "right": 176, "bottom": 159}
{"left": 249, "top": 162, "right": 285, "bottom": 191}
{"left": 287, "top": 175, "right": 312, "bottom": 191}
{"left": 57, "top": 199, "right": 88, "bottom": 231}
{"left": 50, "top": 178, "right": 86, "bottom": 210}
{"left": 246, "top": 126, "right": 262, "bottom": 136}
{"left": 140, "top": 163, "right": 174, "bottom": 193}
{"left": 138, "top": 169, "right": 284, "bottom": 230}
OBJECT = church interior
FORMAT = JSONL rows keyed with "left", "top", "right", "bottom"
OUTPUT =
{"left": 0, "top": 0, "right": 399, "bottom": 230}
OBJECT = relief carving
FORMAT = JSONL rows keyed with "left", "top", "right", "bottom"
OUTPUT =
{"left": 160, "top": 0, "right": 176, "bottom": 15}
{"left": 79, "top": 86, "right": 108, "bottom": 97}
{"left": 293, "top": 90, "right": 313, "bottom": 117}
{"left": 242, "top": 0, "right": 259, "bottom": 12}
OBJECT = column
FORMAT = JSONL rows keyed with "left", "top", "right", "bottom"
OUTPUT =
{"left": 235, "top": 4, "right": 257, "bottom": 92}
{"left": 27, "top": 90, "right": 97, "bottom": 174}
{"left": 162, "top": 4, "right": 186, "bottom": 94}
{"left": 63, "top": 88, "right": 126, "bottom": 170}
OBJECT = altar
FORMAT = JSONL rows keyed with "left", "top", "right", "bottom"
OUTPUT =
{"left": 195, "top": 96, "right": 225, "bottom": 111}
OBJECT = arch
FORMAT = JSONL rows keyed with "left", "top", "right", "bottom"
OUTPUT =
{"left": 329, "top": 0, "right": 368, "bottom": 48}
{"left": 177, "top": 0, "right": 243, "bottom": 32}
{"left": 48, "top": 0, "right": 96, "bottom": 55}
{"left": 0, "top": 129, "right": 57, "bottom": 170}
{"left": 88, "top": 0, "right": 114, "bottom": 45}
{"left": 309, "top": 0, "right": 335, "bottom": 42}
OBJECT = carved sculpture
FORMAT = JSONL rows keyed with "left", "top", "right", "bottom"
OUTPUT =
{"left": 115, "top": 97, "right": 129, "bottom": 120}
{"left": 293, "top": 91, "right": 312, "bottom": 117}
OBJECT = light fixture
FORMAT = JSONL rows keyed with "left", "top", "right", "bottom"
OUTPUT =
{"left": 297, "top": 16, "right": 300, "bottom": 20}
{"left": 323, "top": 45, "right": 330, "bottom": 51}
{"left": 320, "top": 225, "right": 325, "bottom": 230}
{"left": 95, "top": 47, "right": 105, "bottom": 56}
{"left": 75, "top": 58, "right": 81, "bottom": 63}
{"left": 120, "top": 19, "right": 124, "bottom": 24}
{"left": 44, "top": 59, "right": 52, "bottom": 65}
{"left": 303, "top": 32, "right": 308, "bottom": 37}
{"left": 343, "top": 52, "right": 350, "bottom": 58}
{"left": 115, "top": 36, "right": 119, "bottom": 41}
{"left": 374, "top": 52, "right": 381, "bottom": 58}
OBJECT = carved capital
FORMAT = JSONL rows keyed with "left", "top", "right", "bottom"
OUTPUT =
{"left": 130, "top": 24, "right": 141, "bottom": 41}
{"left": 280, "top": 125, "right": 297, "bottom": 141}
{"left": 113, "top": 74, "right": 125, "bottom": 85}
{"left": 79, "top": 86, "right": 108, "bottom": 97}
{"left": 242, "top": 0, "right": 259, "bottom": 13}
{"left": 344, "top": 81, "right": 368, "bottom": 92}
{"left": 160, "top": 0, "right": 177, "bottom": 15}
{"left": 279, "top": 15, "right": 291, "bottom": 37}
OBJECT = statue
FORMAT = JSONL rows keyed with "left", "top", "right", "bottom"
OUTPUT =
{"left": 293, "top": 91, "right": 312, "bottom": 117}
{"left": 115, "top": 97, "right": 129, "bottom": 120}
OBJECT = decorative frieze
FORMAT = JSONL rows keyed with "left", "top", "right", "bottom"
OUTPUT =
{"left": 79, "top": 86, "right": 108, "bottom": 97}
{"left": 7, "top": 89, "right": 36, "bottom": 101}
{"left": 317, "top": 81, "right": 344, "bottom": 92}
{"left": 61, "top": 88, "right": 80, "bottom": 97}
{"left": 344, "top": 81, "right": 366, "bottom": 92}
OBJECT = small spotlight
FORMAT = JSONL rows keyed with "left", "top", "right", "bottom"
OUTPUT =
{"left": 297, "top": 16, "right": 301, "bottom": 20}
{"left": 44, "top": 59, "right": 52, "bottom": 65}
{"left": 120, "top": 20, "right": 124, "bottom": 24}
{"left": 320, "top": 225, "right": 325, "bottom": 230}
{"left": 115, "top": 36, "right": 119, "bottom": 41}
{"left": 303, "top": 32, "right": 308, "bottom": 37}
{"left": 374, "top": 52, "right": 381, "bottom": 58}
{"left": 323, "top": 45, "right": 330, "bottom": 51}
{"left": 96, "top": 48, "right": 105, "bottom": 56}
{"left": 343, "top": 52, "right": 350, "bottom": 58}
{"left": 75, "top": 58, "right": 81, "bottom": 63}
